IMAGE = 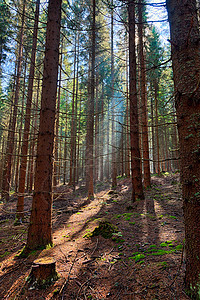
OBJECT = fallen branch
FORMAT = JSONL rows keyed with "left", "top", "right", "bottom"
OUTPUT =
{"left": 60, "top": 251, "right": 78, "bottom": 299}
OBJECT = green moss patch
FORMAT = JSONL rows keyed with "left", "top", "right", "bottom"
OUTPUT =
{"left": 90, "top": 221, "right": 118, "bottom": 239}
{"left": 129, "top": 254, "right": 145, "bottom": 262}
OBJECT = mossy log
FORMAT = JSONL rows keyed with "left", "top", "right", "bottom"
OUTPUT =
{"left": 28, "top": 257, "right": 58, "bottom": 287}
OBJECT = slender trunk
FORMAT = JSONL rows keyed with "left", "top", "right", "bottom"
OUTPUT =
{"left": 121, "top": 125, "right": 124, "bottom": 176}
{"left": 69, "top": 34, "right": 77, "bottom": 186}
{"left": 138, "top": 0, "right": 151, "bottom": 187}
{"left": 54, "top": 48, "right": 62, "bottom": 187}
{"left": 167, "top": 1, "right": 200, "bottom": 297}
{"left": 85, "top": 0, "right": 95, "bottom": 199}
{"left": 1, "top": 0, "right": 26, "bottom": 201}
{"left": 94, "top": 71, "right": 99, "bottom": 183}
{"left": 28, "top": 77, "right": 40, "bottom": 192}
{"left": 128, "top": 0, "right": 144, "bottom": 201}
{"left": 0, "top": 137, "right": 5, "bottom": 189}
{"left": 58, "top": 124, "right": 62, "bottom": 182}
{"left": 164, "top": 125, "right": 170, "bottom": 171}
{"left": 125, "top": 37, "right": 130, "bottom": 177}
{"left": 106, "top": 106, "right": 110, "bottom": 179}
{"left": 76, "top": 96, "right": 82, "bottom": 183}
{"left": 73, "top": 35, "right": 79, "bottom": 187}
{"left": 154, "top": 82, "right": 160, "bottom": 175}
{"left": 25, "top": 0, "right": 62, "bottom": 251}
{"left": 15, "top": 56, "right": 27, "bottom": 193}
{"left": 150, "top": 96, "right": 156, "bottom": 173}
{"left": 111, "top": 3, "right": 117, "bottom": 188}
{"left": 17, "top": 0, "right": 40, "bottom": 219}
{"left": 63, "top": 98, "right": 68, "bottom": 185}
{"left": 100, "top": 83, "right": 104, "bottom": 181}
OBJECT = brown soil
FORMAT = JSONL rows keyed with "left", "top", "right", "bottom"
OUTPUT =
{"left": 0, "top": 173, "right": 190, "bottom": 300}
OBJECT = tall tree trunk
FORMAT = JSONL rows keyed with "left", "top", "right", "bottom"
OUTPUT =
{"left": 27, "top": 76, "right": 40, "bottom": 192}
{"left": 85, "top": 0, "right": 95, "bottom": 199}
{"left": 111, "top": 3, "right": 117, "bottom": 188}
{"left": 154, "top": 82, "right": 160, "bottom": 175}
{"left": 150, "top": 96, "right": 156, "bottom": 173}
{"left": 69, "top": 34, "right": 77, "bottom": 186}
{"left": 63, "top": 97, "right": 68, "bottom": 185}
{"left": 125, "top": 37, "right": 130, "bottom": 178}
{"left": 106, "top": 106, "right": 110, "bottom": 179}
{"left": 128, "top": 0, "right": 144, "bottom": 201}
{"left": 73, "top": 36, "right": 79, "bottom": 187}
{"left": 100, "top": 83, "right": 104, "bottom": 182}
{"left": 25, "top": 0, "right": 62, "bottom": 252}
{"left": 53, "top": 46, "right": 62, "bottom": 187}
{"left": 15, "top": 55, "right": 27, "bottom": 193}
{"left": 76, "top": 96, "right": 82, "bottom": 183}
{"left": 121, "top": 125, "right": 124, "bottom": 176}
{"left": 138, "top": 0, "right": 151, "bottom": 187}
{"left": 166, "top": 0, "right": 200, "bottom": 297}
{"left": 94, "top": 69, "right": 99, "bottom": 183}
{"left": 1, "top": 0, "right": 26, "bottom": 201}
{"left": 17, "top": 0, "right": 40, "bottom": 220}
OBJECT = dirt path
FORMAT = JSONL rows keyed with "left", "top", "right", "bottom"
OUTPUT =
{"left": 0, "top": 174, "right": 190, "bottom": 299}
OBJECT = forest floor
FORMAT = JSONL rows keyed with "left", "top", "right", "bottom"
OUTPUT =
{"left": 0, "top": 173, "right": 191, "bottom": 300}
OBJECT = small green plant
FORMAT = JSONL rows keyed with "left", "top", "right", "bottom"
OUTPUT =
{"left": 46, "top": 244, "right": 53, "bottom": 250}
{"left": 148, "top": 249, "right": 175, "bottom": 256}
{"left": 146, "top": 245, "right": 158, "bottom": 253}
{"left": 169, "top": 215, "right": 177, "bottom": 220}
{"left": 123, "top": 213, "right": 133, "bottom": 221}
{"left": 160, "top": 242, "right": 168, "bottom": 247}
{"left": 91, "top": 221, "right": 118, "bottom": 239}
{"left": 129, "top": 222, "right": 135, "bottom": 225}
{"left": 158, "top": 215, "right": 163, "bottom": 219}
{"left": 129, "top": 254, "right": 145, "bottom": 262}
{"left": 148, "top": 244, "right": 157, "bottom": 249}
{"left": 83, "top": 231, "right": 92, "bottom": 238}
{"left": 175, "top": 244, "right": 183, "bottom": 250}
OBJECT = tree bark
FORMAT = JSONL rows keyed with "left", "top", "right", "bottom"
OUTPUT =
{"left": 85, "top": 0, "right": 95, "bottom": 199}
{"left": 17, "top": 0, "right": 40, "bottom": 220}
{"left": 154, "top": 81, "right": 160, "bottom": 175}
{"left": 166, "top": 0, "right": 200, "bottom": 297}
{"left": 25, "top": 0, "right": 62, "bottom": 251}
{"left": 100, "top": 83, "right": 104, "bottom": 182}
{"left": 128, "top": 0, "right": 144, "bottom": 201}
{"left": 111, "top": 2, "right": 117, "bottom": 188}
{"left": 15, "top": 55, "right": 27, "bottom": 193}
{"left": 150, "top": 96, "right": 156, "bottom": 173}
{"left": 1, "top": 0, "right": 26, "bottom": 201}
{"left": 138, "top": 0, "right": 151, "bottom": 187}
{"left": 69, "top": 34, "right": 77, "bottom": 186}
{"left": 53, "top": 46, "right": 62, "bottom": 187}
{"left": 125, "top": 37, "right": 130, "bottom": 178}
{"left": 63, "top": 97, "right": 68, "bottom": 185}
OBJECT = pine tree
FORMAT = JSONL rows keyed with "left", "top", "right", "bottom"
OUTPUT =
{"left": 128, "top": 0, "right": 144, "bottom": 201}
{"left": 25, "top": 0, "right": 62, "bottom": 252}
{"left": 167, "top": 0, "right": 200, "bottom": 297}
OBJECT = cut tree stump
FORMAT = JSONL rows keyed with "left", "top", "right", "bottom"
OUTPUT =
{"left": 28, "top": 257, "right": 58, "bottom": 287}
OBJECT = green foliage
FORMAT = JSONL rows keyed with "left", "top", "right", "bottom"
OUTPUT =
{"left": 129, "top": 222, "right": 135, "bottom": 225}
{"left": 90, "top": 221, "right": 118, "bottom": 239}
{"left": 160, "top": 242, "right": 168, "bottom": 247}
{"left": 129, "top": 254, "right": 145, "bottom": 262}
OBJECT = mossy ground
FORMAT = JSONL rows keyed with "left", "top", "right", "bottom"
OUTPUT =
{"left": 0, "top": 173, "right": 187, "bottom": 299}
